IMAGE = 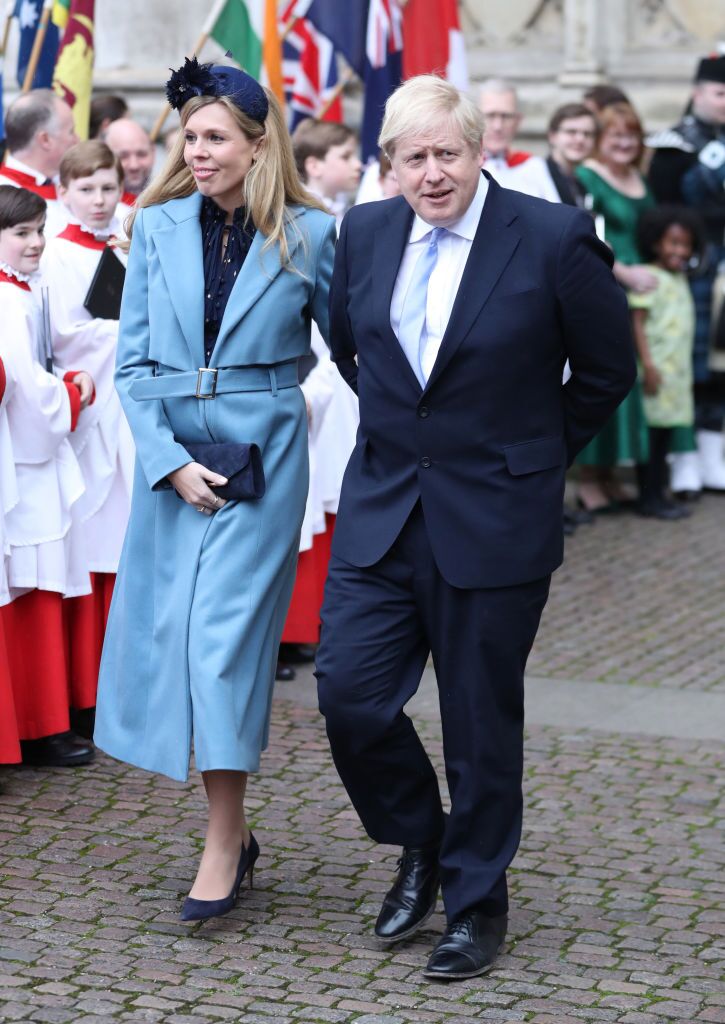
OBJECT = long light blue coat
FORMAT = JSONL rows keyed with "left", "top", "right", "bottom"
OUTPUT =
{"left": 94, "top": 192, "right": 336, "bottom": 781}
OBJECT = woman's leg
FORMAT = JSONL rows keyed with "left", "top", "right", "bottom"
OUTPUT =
{"left": 188, "top": 770, "right": 252, "bottom": 900}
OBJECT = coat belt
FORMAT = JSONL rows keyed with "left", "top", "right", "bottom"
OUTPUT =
{"left": 128, "top": 361, "right": 299, "bottom": 401}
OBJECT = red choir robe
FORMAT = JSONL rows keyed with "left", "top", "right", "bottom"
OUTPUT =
{"left": 0, "top": 356, "right": 20, "bottom": 762}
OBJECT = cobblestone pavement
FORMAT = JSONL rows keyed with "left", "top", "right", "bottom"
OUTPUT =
{"left": 0, "top": 496, "right": 724, "bottom": 1024}
{"left": 528, "top": 494, "right": 725, "bottom": 693}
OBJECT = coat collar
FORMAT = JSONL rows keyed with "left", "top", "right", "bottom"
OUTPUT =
{"left": 373, "top": 173, "right": 521, "bottom": 395}
{"left": 151, "top": 193, "right": 307, "bottom": 365}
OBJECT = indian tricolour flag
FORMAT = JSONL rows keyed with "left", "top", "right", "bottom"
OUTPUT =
{"left": 205, "top": 0, "right": 284, "bottom": 103}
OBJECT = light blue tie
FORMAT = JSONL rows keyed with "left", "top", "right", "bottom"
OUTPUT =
{"left": 398, "top": 227, "right": 444, "bottom": 386}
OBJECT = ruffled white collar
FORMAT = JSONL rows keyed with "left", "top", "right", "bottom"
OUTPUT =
{"left": 71, "top": 216, "right": 123, "bottom": 241}
{"left": 0, "top": 259, "right": 35, "bottom": 283}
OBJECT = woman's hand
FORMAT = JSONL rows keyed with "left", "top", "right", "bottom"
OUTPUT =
{"left": 72, "top": 371, "right": 95, "bottom": 409}
{"left": 642, "top": 363, "right": 662, "bottom": 396}
{"left": 168, "top": 462, "right": 228, "bottom": 515}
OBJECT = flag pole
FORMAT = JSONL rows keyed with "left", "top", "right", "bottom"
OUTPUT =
{"left": 280, "top": 15, "right": 299, "bottom": 42}
{"left": 149, "top": 0, "right": 228, "bottom": 142}
{"left": 22, "top": 0, "right": 54, "bottom": 93}
{"left": 317, "top": 66, "right": 355, "bottom": 120}
{"left": 0, "top": 0, "right": 14, "bottom": 59}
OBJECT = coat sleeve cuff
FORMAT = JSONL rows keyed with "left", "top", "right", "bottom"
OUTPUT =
{"left": 63, "top": 380, "right": 81, "bottom": 431}
{"left": 63, "top": 370, "right": 96, "bottom": 406}
{"left": 145, "top": 444, "right": 194, "bottom": 492}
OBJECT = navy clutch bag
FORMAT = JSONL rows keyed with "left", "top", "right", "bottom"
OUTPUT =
{"left": 183, "top": 442, "right": 266, "bottom": 500}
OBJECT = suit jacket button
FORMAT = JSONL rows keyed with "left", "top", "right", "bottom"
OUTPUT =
{"left": 420, "top": 456, "right": 432, "bottom": 468}
{"left": 418, "top": 406, "right": 429, "bottom": 418}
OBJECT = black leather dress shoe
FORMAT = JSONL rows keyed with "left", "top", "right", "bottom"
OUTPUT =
{"left": 374, "top": 845, "right": 440, "bottom": 943}
{"left": 424, "top": 911, "right": 507, "bottom": 980}
{"left": 275, "top": 662, "right": 296, "bottom": 681}
{"left": 20, "top": 731, "right": 95, "bottom": 767}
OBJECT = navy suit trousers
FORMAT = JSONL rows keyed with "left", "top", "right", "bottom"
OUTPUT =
{"left": 316, "top": 502, "right": 551, "bottom": 922}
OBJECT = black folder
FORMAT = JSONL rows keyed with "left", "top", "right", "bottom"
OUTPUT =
{"left": 83, "top": 246, "right": 126, "bottom": 320}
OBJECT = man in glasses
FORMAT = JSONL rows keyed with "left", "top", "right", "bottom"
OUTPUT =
{"left": 478, "top": 79, "right": 531, "bottom": 180}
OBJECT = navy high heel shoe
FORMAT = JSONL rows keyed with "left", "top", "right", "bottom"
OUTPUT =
{"left": 180, "top": 832, "right": 259, "bottom": 922}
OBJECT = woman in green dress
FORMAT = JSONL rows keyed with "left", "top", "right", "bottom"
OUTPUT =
{"left": 575, "top": 102, "right": 655, "bottom": 512}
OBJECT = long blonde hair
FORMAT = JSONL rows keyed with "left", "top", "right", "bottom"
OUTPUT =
{"left": 125, "top": 90, "right": 327, "bottom": 267}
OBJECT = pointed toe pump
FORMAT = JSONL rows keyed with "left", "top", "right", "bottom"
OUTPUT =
{"left": 180, "top": 832, "right": 259, "bottom": 922}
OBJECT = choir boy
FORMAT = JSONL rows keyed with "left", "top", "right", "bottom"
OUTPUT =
{"left": 42, "top": 142, "right": 135, "bottom": 734}
{"left": 0, "top": 186, "right": 95, "bottom": 766}
{"left": 278, "top": 122, "right": 362, "bottom": 668}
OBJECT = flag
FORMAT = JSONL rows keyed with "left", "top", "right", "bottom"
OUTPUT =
{"left": 300, "top": 0, "right": 403, "bottom": 161}
{"left": 209, "top": 0, "right": 284, "bottom": 104}
{"left": 14, "top": 0, "right": 60, "bottom": 89}
{"left": 51, "top": 0, "right": 70, "bottom": 29}
{"left": 402, "top": 0, "right": 467, "bottom": 90}
{"left": 52, "top": 0, "right": 94, "bottom": 138}
{"left": 280, "top": 0, "right": 341, "bottom": 130}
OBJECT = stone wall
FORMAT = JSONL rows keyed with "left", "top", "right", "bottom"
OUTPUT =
{"left": 462, "top": 0, "right": 725, "bottom": 146}
{"left": 4, "top": 1, "right": 725, "bottom": 144}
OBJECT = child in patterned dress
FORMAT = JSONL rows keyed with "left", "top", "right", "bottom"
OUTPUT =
{"left": 631, "top": 206, "right": 704, "bottom": 519}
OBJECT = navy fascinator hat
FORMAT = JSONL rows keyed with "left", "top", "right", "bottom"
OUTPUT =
{"left": 165, "top": 55, "right": 269, "bottom": 125}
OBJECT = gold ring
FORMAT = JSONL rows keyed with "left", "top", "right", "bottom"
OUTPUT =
{"left": 197, "top": 505, "right": 205, "bottom": 512}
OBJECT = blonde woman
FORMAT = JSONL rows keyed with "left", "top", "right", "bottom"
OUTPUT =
{"left": 94, "top": 59, "right": 335, "bottom": 922}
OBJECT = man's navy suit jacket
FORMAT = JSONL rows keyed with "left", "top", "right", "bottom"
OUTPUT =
{"left": 328, "top": 173, "right": 636, "bottom": 589}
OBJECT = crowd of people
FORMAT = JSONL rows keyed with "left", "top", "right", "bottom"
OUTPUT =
{"left": 0, "top": 43, "right": 721, "bottom": 982}
{"left": 0, "top": 57, "right": 723, "bottom": 774}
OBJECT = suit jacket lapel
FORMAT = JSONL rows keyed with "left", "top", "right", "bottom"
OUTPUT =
{"left": 151, "top": 193, "right": 205, "bottom": 365}
{"left": 424, "top": 176, "right": 521, "bottom": 393}
{"left": 372, "top": 197, "right": 422, "bottom": 392}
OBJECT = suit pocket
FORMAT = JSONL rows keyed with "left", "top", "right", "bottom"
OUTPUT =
{"left": 503, "top": 435, "right": 564, "bottom": 476}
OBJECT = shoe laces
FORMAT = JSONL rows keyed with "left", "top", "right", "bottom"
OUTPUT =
{"left": 447, "top": 916, "right": 473, "bottom": 939}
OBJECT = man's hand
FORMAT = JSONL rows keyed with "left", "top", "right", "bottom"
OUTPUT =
{"left": 616, "top": 263, "right": 658, "bottom": 294}
{"left": 168, "top": 462, "right": 228, "bottom": 515}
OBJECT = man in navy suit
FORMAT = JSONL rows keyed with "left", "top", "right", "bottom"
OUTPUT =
{"left": 316, "top": 76, "right": 635, "bottom": 980}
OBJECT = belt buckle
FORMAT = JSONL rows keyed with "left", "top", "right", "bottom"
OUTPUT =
{"left": 196, "top": 367, "right": 217, "bottom": 399}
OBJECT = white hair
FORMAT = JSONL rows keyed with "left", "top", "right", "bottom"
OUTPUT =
{"left": 479, "top": 78, "right": 519, "bottom": 104}
{"left": 378, "top": 75, "right": 484, "bottom": 158}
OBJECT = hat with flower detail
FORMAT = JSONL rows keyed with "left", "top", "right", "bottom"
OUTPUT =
{"left": 165, "top": 55, "right": 268, "bottom": 125}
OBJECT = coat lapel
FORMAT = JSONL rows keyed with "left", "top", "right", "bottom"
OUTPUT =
{"left": 151, "top": 193, "right": 205, "bottom": 365}
{"left": 211, "top": 208, "right": 305, "bottom": 364}
{"left": 424, "top": 176, "right": 521, "bottom": 393}
{"left": 372, "top": 197, "right": 421, "bottom": 392}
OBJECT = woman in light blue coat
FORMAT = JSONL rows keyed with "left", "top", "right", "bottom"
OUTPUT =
{"left": 94, "top": 59, "right": 335, "bottom": 922}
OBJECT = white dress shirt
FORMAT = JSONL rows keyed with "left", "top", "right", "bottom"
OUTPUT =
{"left": 390, "top": 172, "right": 488, "bottom": 383}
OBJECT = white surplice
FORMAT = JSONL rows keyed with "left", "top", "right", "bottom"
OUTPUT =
{"left": 0, "top": 280, "right": 90, "bottom": 600}
{"left": 41, "top": 222, "right": 134, "bottom": 573}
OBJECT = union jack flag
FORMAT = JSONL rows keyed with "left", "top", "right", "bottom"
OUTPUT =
{"left": 366, "top": 0, "right": 403, "bottom": 71}
{"left": 298, "top": 0, "right": 403, "bottom": 160}
{"left": 281, "top": 1, "right": 342, "bottom": 130}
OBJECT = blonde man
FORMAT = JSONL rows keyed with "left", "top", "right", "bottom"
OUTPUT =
{"left": 316, "top": 75, "right": 636, "bottom": 980}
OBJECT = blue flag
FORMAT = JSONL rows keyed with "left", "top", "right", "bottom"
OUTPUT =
{"left": 301, "top": 0, "right": 368, "bottom": 76}
{"left": 14, "top": 0, "right": 60, "bottom": 90}
{"left": 303, "top": 0, "right": 403, "bottom": 162}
